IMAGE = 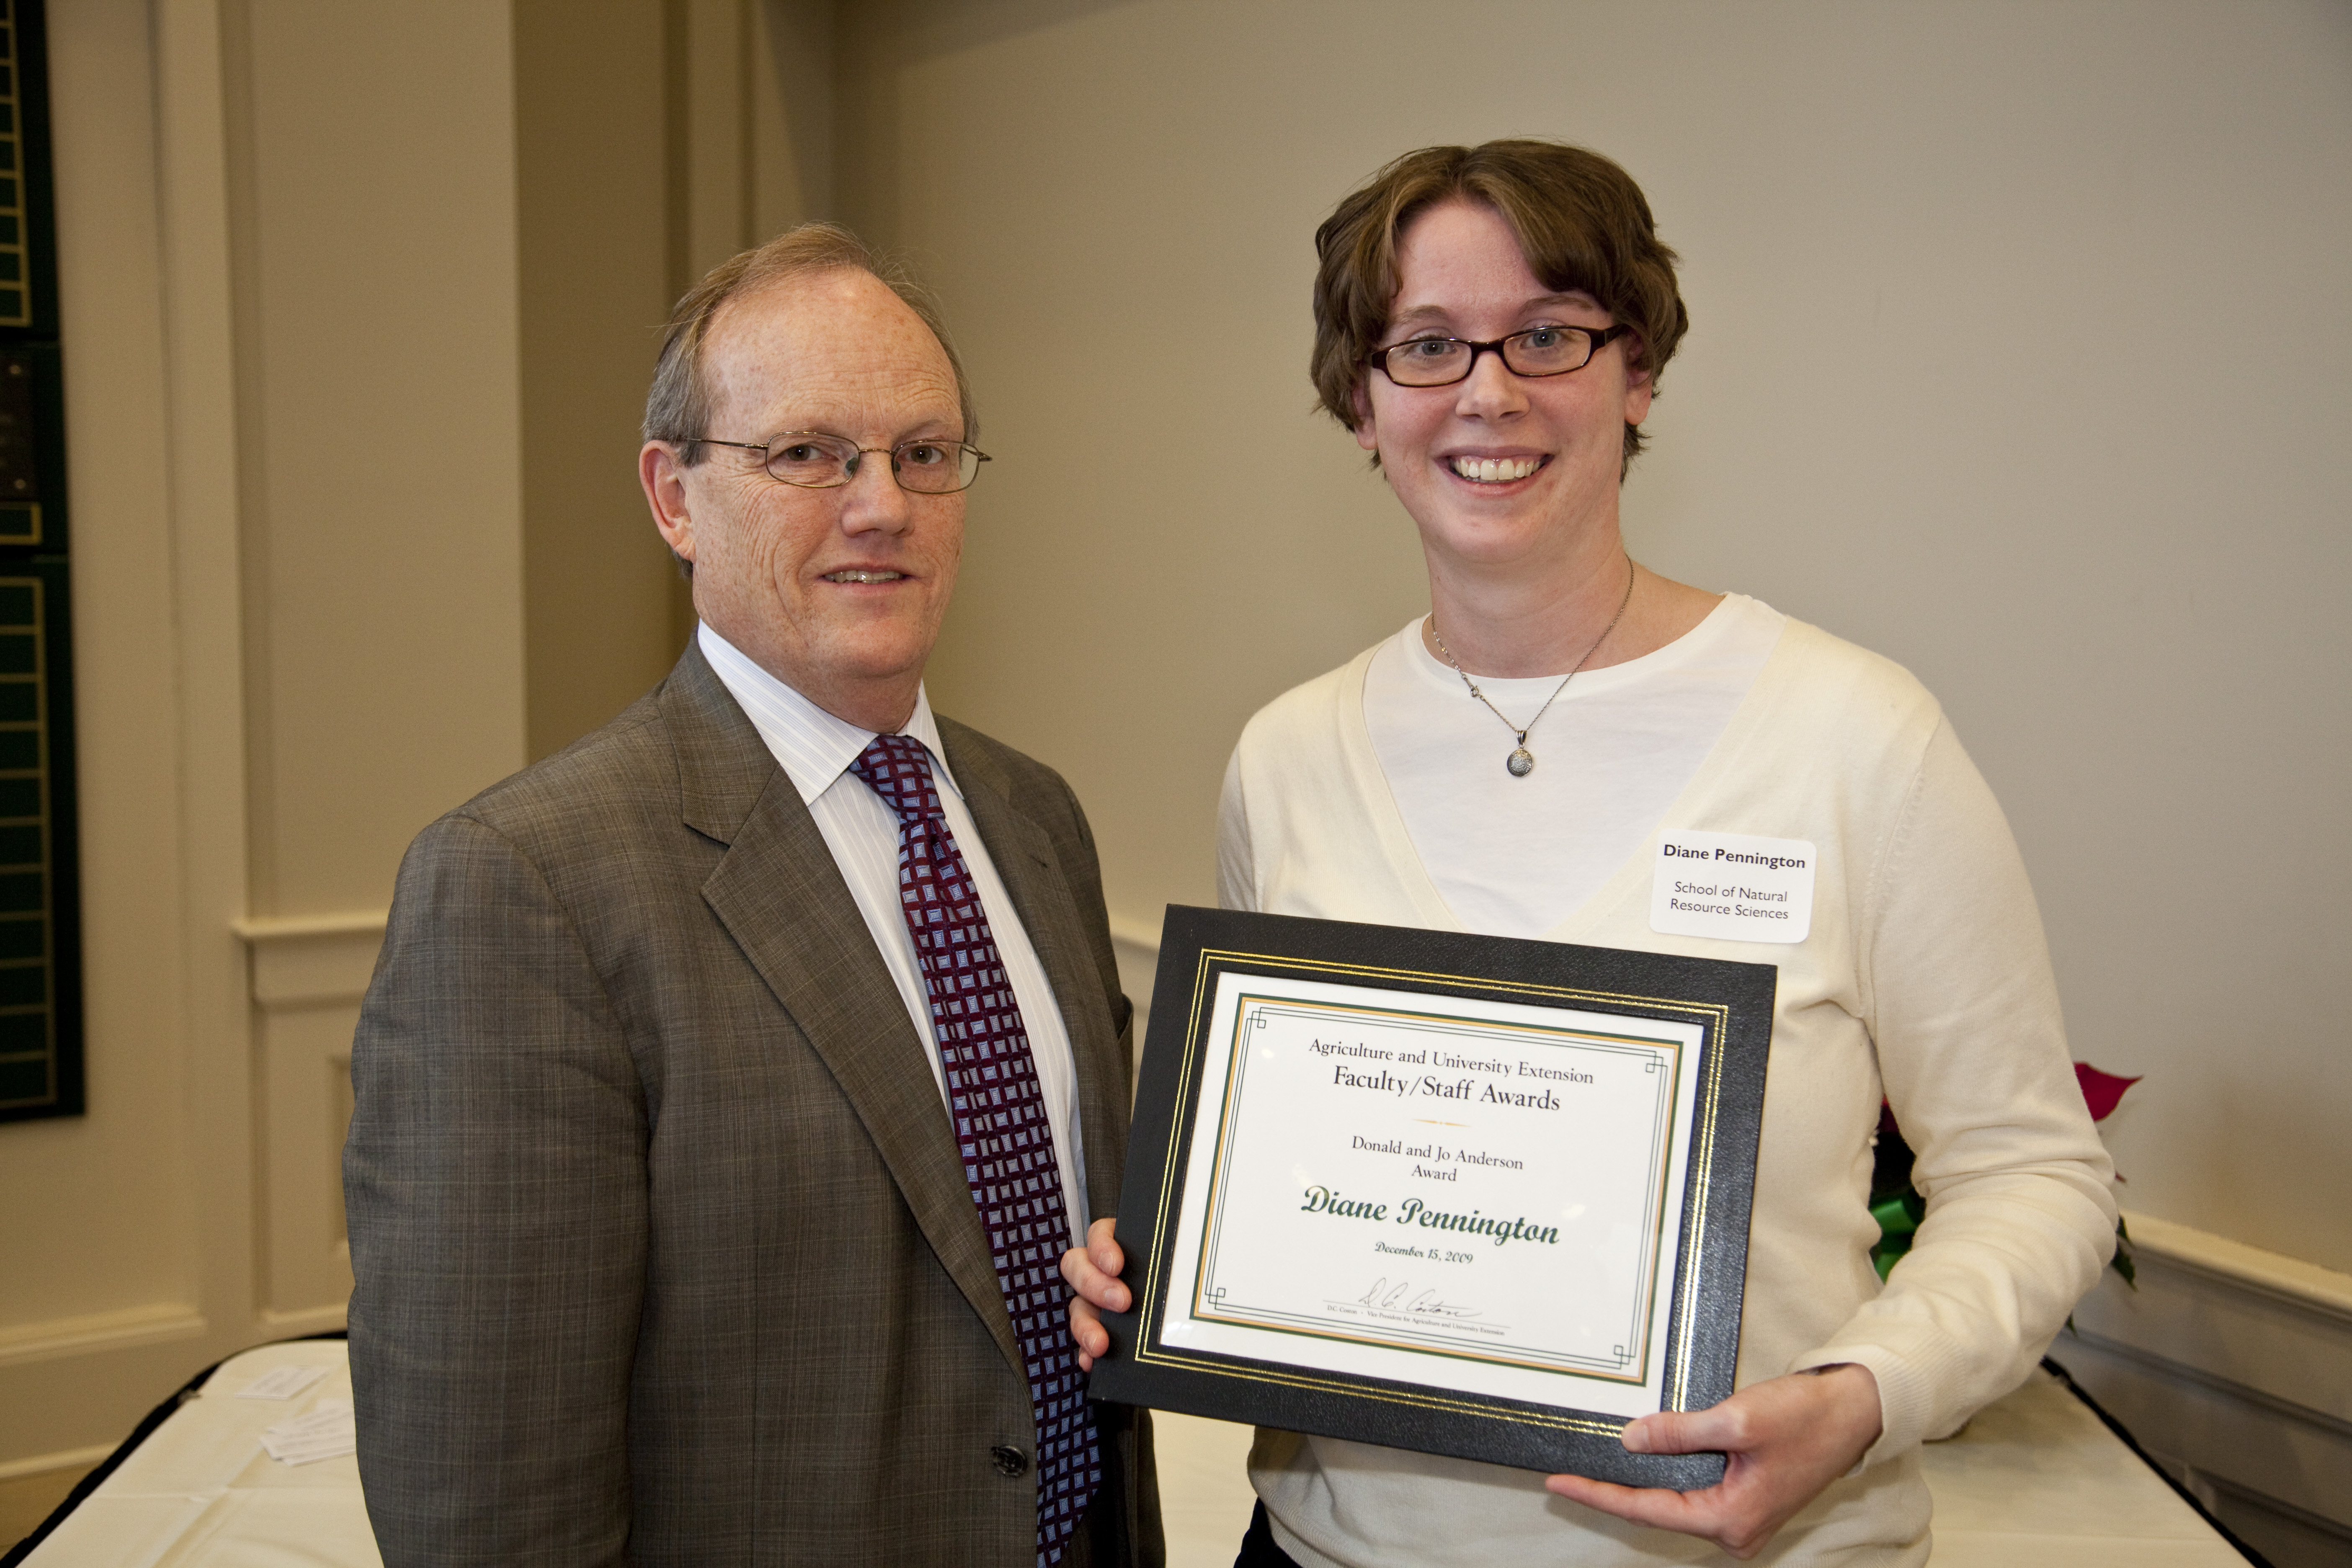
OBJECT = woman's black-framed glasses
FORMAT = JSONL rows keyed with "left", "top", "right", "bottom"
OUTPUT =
{"left": 1369, "top": 323, "right": 1632, "bottom": 388}
{"left": 696, "top": 431, "right": 991, "bottom": 493}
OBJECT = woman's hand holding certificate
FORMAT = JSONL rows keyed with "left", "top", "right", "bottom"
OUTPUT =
{"left": 1546, "top": 1363, "right": 1883, "bottom": 1559}
{"left": 1068, "top": 1229, "right": 1883, "bottom": 1560}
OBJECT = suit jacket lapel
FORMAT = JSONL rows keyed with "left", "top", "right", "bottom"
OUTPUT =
{"left": 660, "top": 647, "right": 1025, "bottom": 1382}
{"left": 944, "top": 733, "right": 1131, "bottom": 1231}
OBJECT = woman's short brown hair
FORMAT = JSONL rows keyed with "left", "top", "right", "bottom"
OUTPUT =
{"left": 1310, "top": 140, "right": 1687, "bottom": 469}
{"left": 642, "top": 221, "right": 976, "bottom": 462}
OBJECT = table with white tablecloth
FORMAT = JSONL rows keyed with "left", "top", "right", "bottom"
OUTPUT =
{"left": 14, "top": 1339, "right": 378, "bottom": 1568}
{"left": 13, "top": 1344, "right": 2250, "bottom": 1566}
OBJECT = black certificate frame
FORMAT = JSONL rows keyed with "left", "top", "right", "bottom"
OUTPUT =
{"left": 1088, "top": 906, "right": 1777, "bottom": 1490}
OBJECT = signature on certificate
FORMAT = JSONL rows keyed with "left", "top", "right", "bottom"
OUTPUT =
{"left": 1354, "top": 1277, "right": 1483, "bottom": 1320}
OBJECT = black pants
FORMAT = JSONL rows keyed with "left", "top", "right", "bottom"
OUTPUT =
{"left": 1234, "top": 1502, "right": 1305, "bottom": 1567}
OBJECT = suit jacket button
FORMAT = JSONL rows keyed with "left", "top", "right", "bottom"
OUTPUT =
{"left": 990, "top": 1444, "right": 1029, "bottom": 1477}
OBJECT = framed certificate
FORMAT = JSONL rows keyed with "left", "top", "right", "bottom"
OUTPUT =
{"left": 1088, "top": 907, "right": 1776, "bottom": 1489}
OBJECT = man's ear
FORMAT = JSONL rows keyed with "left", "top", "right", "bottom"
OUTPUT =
{"left": 1351, "top": 379, "right": 1380, "bottom": 454}
{"left": 640, "top": 441, "right": 696, "bottom": 562}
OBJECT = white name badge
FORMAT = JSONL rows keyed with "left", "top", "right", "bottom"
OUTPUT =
{"left": 1650, "top": 830, "right": 1816, "bottom": 944}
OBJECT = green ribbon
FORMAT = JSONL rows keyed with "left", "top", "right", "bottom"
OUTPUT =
{"left": 1867, "top": 1191, "right": 1922, "bottom": 1280}
{"left": 1869, "top": 1190, "right": 1926, "bottom": 1237}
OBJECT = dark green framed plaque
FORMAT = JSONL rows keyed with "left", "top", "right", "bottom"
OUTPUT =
{"left": 1088, "top": 906, "right": 1775, "bottom": 1489}
{"left": 0, "top": 0, "right": 82, "bottom": 1123}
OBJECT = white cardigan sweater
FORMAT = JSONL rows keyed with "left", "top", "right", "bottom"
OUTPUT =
{"left": 1218, "top": 617, "right": 2117, "bottom": 1567}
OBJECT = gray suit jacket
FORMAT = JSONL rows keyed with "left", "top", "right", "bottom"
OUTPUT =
{"left": 344, "top": 643, "right": 1161, "bottom": 1567}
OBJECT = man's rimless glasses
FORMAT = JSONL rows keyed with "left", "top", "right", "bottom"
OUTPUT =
{"left": 695, "top": 431, "right": 990, "bottom": 493}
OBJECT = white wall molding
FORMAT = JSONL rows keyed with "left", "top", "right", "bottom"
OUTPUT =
{"left": 231, "top": 912, "right": 389, "bottom": 943}
{"left": 234, "top": 912, "right": 388, "bottom": 1007}
{"left": 2121, "top": 1209, "right": 2352, "bottom": 1323}
{"left": 2060, "top": 1210, "right": 2352, "bottom": 1558}
{"left": 2069, "top": 1320, "right": 2352, "bottom": 1440}
{"left": 2077, "top": 1211, "right": 2352, "bottom": 1430}
{"left": 233, "top": 915, "right": 382, "bottom": 1324}
{"left": 0, "top": 1305, "right": 206, "bottom": 1370}
{"left": 257, "top": 1303, "right": 349, "bottom": 1339}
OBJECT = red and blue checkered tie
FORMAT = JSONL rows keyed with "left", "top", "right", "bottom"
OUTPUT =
{"left": 850, "top": 732, "right": 1101, "bottom": 1565}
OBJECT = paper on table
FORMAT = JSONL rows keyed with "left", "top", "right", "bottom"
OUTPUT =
{"left": 235, "top": 1364, "right": 330, "bottom": 1401}
{"left": 260, "top": 1398, "right": 356, "bottom": 1466}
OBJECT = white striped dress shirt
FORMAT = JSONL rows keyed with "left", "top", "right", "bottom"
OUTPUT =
{"left": 698, "top": 623, "right": 1088, "bottom": 1243}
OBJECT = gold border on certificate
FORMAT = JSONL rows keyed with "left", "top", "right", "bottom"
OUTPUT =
{"left": 1190, "top": 995, "right": 1684, "bottom": 1383}
{"left": 1130, "top": 945, "right": 1735, "bottom": 1428}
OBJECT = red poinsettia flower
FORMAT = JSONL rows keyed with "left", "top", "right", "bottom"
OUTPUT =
{"left": 2075, "top": 1063, "right": 2141, "bottom": 1122}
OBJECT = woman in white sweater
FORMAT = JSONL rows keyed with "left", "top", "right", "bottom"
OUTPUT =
{"left": 1068, "top": 141, "right": 2117, "bottom": 1566}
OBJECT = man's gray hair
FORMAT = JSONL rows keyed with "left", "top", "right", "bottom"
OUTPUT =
{"left": 642, "top": 222, "right": 977, "bottom": 460}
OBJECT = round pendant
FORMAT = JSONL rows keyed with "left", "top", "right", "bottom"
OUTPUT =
{"left": 1506, "top": 747, "right": 1535, "bottom": 777}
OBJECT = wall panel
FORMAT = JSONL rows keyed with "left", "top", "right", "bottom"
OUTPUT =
{"left": 235, "top": 0, "right": 528, "bottom": 914}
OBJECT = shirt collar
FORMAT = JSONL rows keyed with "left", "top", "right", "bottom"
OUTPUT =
{"left": 696, "top": 622, "right": 959, "bottom": 808}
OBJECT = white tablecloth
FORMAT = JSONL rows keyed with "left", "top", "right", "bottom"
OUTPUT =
{"left": 26, "top": 1347, "right": 2241, "bottom": 1566}
{"left": 23, "top": 1340, "right": 378, "bottom": 1568}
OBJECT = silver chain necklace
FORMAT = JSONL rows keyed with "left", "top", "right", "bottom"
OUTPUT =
{"left": 1430, "top": 562, "right": 1638, "bottom": 778}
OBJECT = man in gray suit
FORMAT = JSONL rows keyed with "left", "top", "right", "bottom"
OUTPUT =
{"left": 344, "top": 224, "right": 1158, "bottom": 1568}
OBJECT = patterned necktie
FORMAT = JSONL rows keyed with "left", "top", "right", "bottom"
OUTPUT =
{"left": 849, "top": 732, "right": 1101, "bottom": 1566}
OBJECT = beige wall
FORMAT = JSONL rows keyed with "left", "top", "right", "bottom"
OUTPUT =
{"left": 839, "top": 0, "right": 2352, "bottom": 1275}
{"left": 834, "top": 3, "right": 2352, "bottom": 1549}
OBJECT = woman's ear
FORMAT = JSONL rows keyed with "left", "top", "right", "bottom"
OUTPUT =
{"left": 1621, "top": 336, "right": 1655, "bottom": 425}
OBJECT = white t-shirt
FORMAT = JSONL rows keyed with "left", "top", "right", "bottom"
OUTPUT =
{"left": 1362, "top": 593, "right": 1785, "bottom": 936}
